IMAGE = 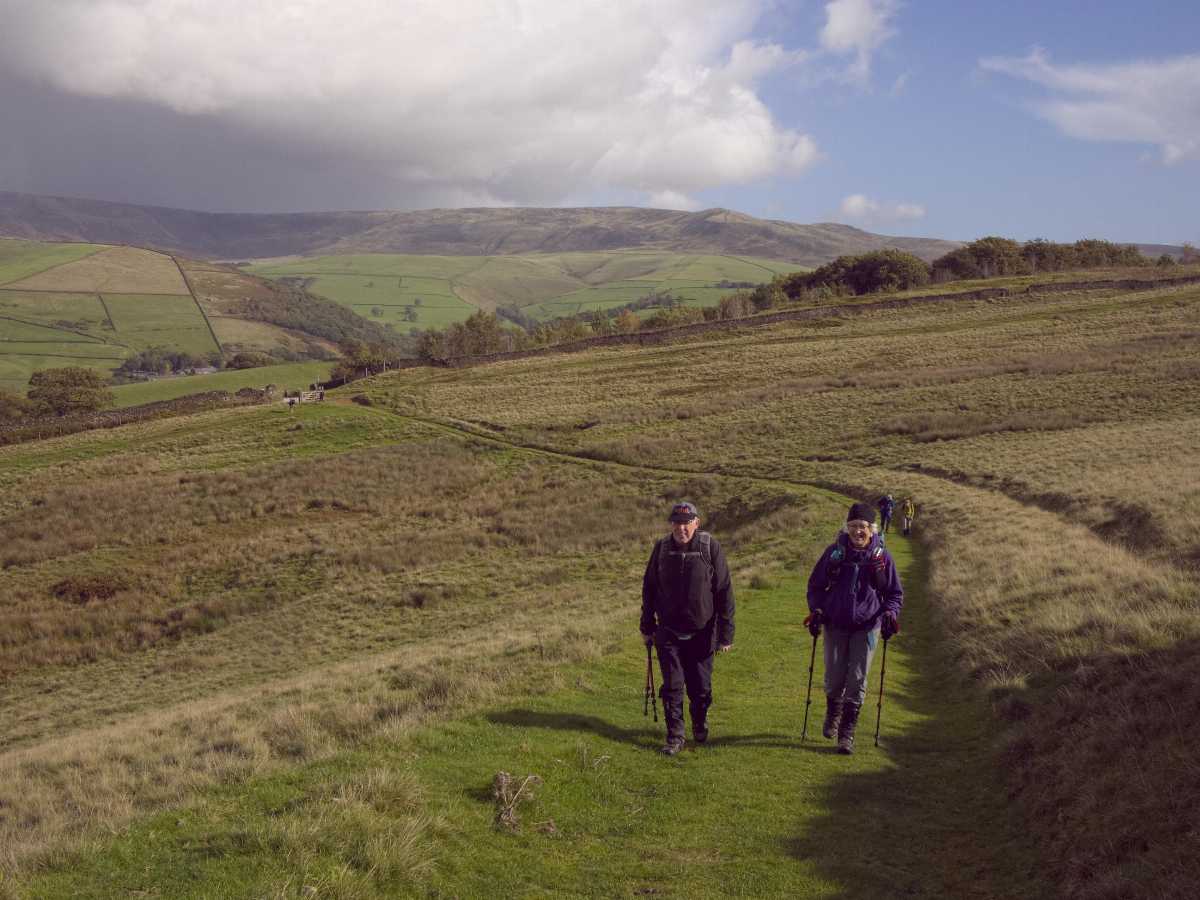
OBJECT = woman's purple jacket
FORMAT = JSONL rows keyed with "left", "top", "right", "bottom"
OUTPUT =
{"left": 806, "top": 532, "right": 904, "bottom": 631}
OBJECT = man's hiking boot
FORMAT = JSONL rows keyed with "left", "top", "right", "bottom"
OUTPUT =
{"left": 837, "top": 702, "right": 862, "bottom": 755}
{"left": 662, "top": 737, "right": 686, "bottom": 756}
{"left": 692, "top": 724, "right": 708, "bottom": 744}
{"left": 822, "top": 698, "right": 844, "bottom": 740}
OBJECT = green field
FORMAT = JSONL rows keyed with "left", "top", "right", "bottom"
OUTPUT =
{"left": 0, "top": 243, "right": 212, "bottom": 394}
{"left": 0, "top": 239, "right": 106, "bottom": 286}
{"left": 110, "top": 360, "right": 334, "bottom": 407}
{"left": 101, "top": 293, "right": 220, "bottom": 356}
{"left": 248, "top": 251, "right": 808, "bottom": 331}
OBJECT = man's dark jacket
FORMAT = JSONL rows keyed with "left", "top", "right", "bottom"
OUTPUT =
{"left": 640, "top": 531, "right": 735, "bottom": 649}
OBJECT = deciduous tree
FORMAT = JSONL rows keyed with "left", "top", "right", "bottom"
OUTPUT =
{"left": 26, "top": 367, "right": 114, "bottom": 416}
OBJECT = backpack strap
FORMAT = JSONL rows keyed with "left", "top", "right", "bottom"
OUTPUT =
{"left": 657, "top": 531, "right": 714, "bottom": 581}
{"left": 694, "top": 531, "right": 713, "bottom": 572}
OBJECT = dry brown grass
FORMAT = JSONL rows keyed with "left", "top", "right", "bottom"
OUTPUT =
{"left": 0, "top": 396, "right": 825, "bottom": 879}
{"left": 6, "top": 246, "right": 188, "bottom": 294}
{"left": 4, "top": 272, "right": 1197, "bottom": 896}
{"left": 346, "top": 277, "right": 1200, "bottom": 897}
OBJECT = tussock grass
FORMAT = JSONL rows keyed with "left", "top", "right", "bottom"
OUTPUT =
{"left": 3, "top": 271, "right": 1198, "bottom": 896}
{"left": 0, "top": 393, "right": 821, "bottom": 880}
{"left": 344, "top": 277, "right": 1200, "bottom": 896}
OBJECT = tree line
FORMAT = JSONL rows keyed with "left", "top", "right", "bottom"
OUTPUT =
{"left": 404, "top": 235, "right": 1196, "bottom": 362}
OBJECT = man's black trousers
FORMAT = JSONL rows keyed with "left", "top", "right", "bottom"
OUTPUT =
{"left": 655, "top": 631, "right": 714, "bottom": 740}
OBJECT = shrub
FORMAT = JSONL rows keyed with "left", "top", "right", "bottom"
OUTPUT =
{"left": 785, "top": 250, "right": 930, "bottom": 297}
{"left": 27, "top": 367, "right": 114, "bottom": 416}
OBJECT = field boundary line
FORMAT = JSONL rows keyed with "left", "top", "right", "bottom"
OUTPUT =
{"left": 725, "top": 254, "right": 789, "bottom": 275}
{"left": 0, "top": 243, "right": 107, "bottom": 288}
{"left": 170, "top": 254, "right": 223, "bottom": 357}
{"left": 0, "top": 350, "right": 125, "bottom": 361}
{"left": 96, "top": 293, "right": 117, "bottom": 333}
{"left": 0, "top": 287, "right": 189, "bottom": 297}
{"left": 0, "top": 313, "right": 112, "bottom": 344}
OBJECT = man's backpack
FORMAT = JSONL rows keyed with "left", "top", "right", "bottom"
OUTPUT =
{"left": 657, "top": 531, "right": 714, "bottom": 582}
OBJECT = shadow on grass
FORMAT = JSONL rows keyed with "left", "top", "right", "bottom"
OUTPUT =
{"left": 486, "top": 708, "right": 800, "bottom": 751}
{"left": 485, "top": 709, "right": 661, "bottom": 748}
{"left": 785, "top": 538, "right": 1050, "bottom": 899}
{"left": 998, "top": 635, "right": 1200, "bottom": 899}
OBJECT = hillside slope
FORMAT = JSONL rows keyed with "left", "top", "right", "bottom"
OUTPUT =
{"left": 0, "top": 191, "right": 961, "bottom": 264}
{"left": 2, "top": 274, "right": 1196, "bottom": 897}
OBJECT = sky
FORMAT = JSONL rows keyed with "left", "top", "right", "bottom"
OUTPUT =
{"left": 0, "top": 0, "right": 1197, "bottom": 244}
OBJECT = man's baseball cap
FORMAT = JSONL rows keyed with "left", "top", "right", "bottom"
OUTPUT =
{"left": 668, "top": 501, "right": 699, "bottom": 522}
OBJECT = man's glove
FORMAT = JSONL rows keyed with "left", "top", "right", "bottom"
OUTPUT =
{"left": 804, "top": 609, "right": 823, "bottom": 638}
{"left": 880, "top": 610, "right": 900, "bottom": 640}
{"left": 641, "top": 631, "right": 655, "bottom": 647}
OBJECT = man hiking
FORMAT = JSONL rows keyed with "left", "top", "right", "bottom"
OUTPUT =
{"left": 640, "top": 501, "right": 735, "bottom": 755}
{"left": 805, "top": 501, "right": 903, "bottom": 754}
{"left": 877, "top": 494, "right": 895, "bottom": 534}
{"left": 901, "top": 496, "right": 916, "bottom": 536}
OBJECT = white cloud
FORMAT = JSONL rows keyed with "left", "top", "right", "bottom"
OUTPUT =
{"left": 820, "top": 0, "right": 900, "bottom": 84}
{"left": 980, "top": 48, "right": 1200, "bottom": 164}
{"left": 838, "top": 193, "right": 925, "bottom": 224}
{"left": 0, "top": 0, "right": 820, "bottom": 207}
{"left": 648, "top": 190, "right": 702, "bottom": 211}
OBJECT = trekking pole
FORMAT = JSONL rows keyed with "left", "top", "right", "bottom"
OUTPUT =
{"left": 643, "top": 643, "right": 658, "bottom": 723}
{"left": 800, "top": 631, "right": 817, "bottom": 743}
{"left": 874, "top": 638, "right": 889, "bottom": 747}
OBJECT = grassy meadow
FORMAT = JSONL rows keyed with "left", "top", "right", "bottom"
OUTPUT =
{"left": 108, "top": 361, "right": 335, "bottom": 408}
{"left": 0, "top": 242, "right": 342, "bottom": 396}
{"left": 2, "top": 270, "right": 1198, "bottom": 897}
{"left": 0, "top": 241, "right": 215, "bottom": 394}
{"left": 247, "top": 251, "right": 807, "bottom": 332}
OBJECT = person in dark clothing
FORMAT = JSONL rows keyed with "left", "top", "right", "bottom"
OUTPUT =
{"left": 640, "top": 501, "right": 735, "bottom": 755}
{"left": 877, "top": 494, "right": 895, "bottom": 534}
{"left": 806, "top": 501, "right": 903, "bottom": 754}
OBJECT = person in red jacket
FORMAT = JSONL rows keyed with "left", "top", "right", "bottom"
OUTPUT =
{"left": 640, "top": 501, "right": 735, "bottom": 755}
{"left": 806, "top": 502, "right": 903, "bottom": 754}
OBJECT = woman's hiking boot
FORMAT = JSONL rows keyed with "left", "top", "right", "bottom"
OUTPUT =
{"left": 662, "top": 736, "right": 686, "bottom": 755}
{"left": 837, "top": 702, "right": 862, "bottom": 755}
{"left": 822, "top": 697, "right": 844, "bottom": 740}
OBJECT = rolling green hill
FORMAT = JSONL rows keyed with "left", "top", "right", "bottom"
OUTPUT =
{"left": 248, "top": 250, "right": 807, "bottom": 332}
{"left": 2, "top": 269, "right": 1197, "bottom": 897}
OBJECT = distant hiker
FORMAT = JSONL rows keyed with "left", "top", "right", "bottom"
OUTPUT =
{"left": 640, "top": 501, "right": 735, "bottom": 756}
{"left": 901, "top": 497, "right": 916, "bottom": 536}
{"left": 877, "top": 494, "right": 895, "bottom": 534}
{"left": 805, "top": 502, "right": 903, "bottom": 754}
{"left": 287, "top": 397, "right": 297, "bottom": 410}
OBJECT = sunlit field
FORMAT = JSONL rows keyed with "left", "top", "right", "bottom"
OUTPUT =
{"left": 247, "top": 251, "right": 808, "bottom": 332}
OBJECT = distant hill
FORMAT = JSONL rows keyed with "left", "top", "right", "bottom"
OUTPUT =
{"left": 0, "top": 192, "right": 963, "bottom": 265}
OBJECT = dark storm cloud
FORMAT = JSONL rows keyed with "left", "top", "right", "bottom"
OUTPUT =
{"left": 0, "top": 0, "right": 829, "bottom": 213}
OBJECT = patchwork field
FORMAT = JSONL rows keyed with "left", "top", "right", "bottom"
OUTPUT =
{"left": 0, "top": 242, "right": 344, "bottom": 395}
{"left": 2, "top": 270, "right": 1197, "bottom": 897}
{"left": 247, "top": 251, "right": 807, "bottom": 332}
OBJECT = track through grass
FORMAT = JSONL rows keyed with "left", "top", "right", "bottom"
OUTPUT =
{"left": 17, "top": 513, "right": 1045, "bottom": 898}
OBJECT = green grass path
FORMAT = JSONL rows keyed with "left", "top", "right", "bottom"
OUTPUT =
{"left": 22, "top": 530, "right": 1046, "bottom": 899}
